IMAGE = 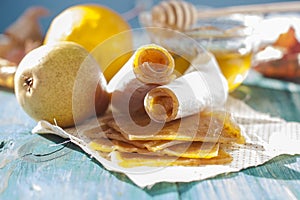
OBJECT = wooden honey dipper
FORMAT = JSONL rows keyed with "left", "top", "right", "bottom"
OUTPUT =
{"left": 151, "top": 0, "right": 300, "bottom": 30}
{"left": 151, "top": 0, "right": 197, "bottom": 30}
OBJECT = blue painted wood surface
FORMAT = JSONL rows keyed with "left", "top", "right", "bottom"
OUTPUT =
{"left": 0, "top": 75, "right": 300, "bottom": 199}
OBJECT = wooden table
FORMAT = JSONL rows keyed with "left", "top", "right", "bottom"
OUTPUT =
{"left": 0, "top": 71, "right": 299, "bottom": 200}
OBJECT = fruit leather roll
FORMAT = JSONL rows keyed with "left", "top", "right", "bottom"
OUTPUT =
{"left": 144, "top": 52, "right": 228, "bottom": 122}
{"left": 107, "top": 44, "right": 175, "bottom": 115}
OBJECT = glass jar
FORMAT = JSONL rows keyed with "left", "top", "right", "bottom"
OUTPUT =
{"left": 184, "top": 14, "right": 258, "bottom": 91}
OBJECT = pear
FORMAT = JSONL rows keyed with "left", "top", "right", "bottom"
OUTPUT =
{"left": 14, "top": 41, "right": 109, "bottom": 128}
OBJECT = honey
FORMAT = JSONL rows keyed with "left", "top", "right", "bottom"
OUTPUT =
{"left": 172, "top": 50, "right": 253, "bottom": 92}
{"left": 212, "top": 50, "right": 253, "bottom": 92}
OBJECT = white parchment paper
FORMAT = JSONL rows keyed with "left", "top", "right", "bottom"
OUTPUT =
{"left": 32, "top": 96, "right": 300, "bottom": 188}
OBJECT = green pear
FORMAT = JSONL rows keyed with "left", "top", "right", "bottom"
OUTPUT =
{"left": 14, "top": 41, "right": 109, "bottom": 128}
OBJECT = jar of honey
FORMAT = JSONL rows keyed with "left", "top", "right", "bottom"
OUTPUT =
{"left": 185, "top": 14, "right": 257, "bottom": 92}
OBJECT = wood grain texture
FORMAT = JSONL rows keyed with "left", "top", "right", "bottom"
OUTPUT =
{"left": 0, "top": 76, "right": 299, "bottom": 199}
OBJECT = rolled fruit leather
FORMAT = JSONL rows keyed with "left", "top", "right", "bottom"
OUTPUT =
{"left": 107, "top": 44, "right": 175, "bottom": 116}
{"left": 144, "top": 51, "right": 228, "bottom": 122}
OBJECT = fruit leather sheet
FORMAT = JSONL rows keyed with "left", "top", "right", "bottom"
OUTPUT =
{"left": 32, "top": 96, "right": 300, "bottom": 188}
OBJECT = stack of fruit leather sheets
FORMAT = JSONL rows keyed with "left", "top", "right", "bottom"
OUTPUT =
{"left": 83, "top": 109, "right": 245, "bottom": 168}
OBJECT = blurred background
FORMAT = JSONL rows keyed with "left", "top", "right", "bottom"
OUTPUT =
{"left": 1, "top": 0, "right": 298, "bottom": 34}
